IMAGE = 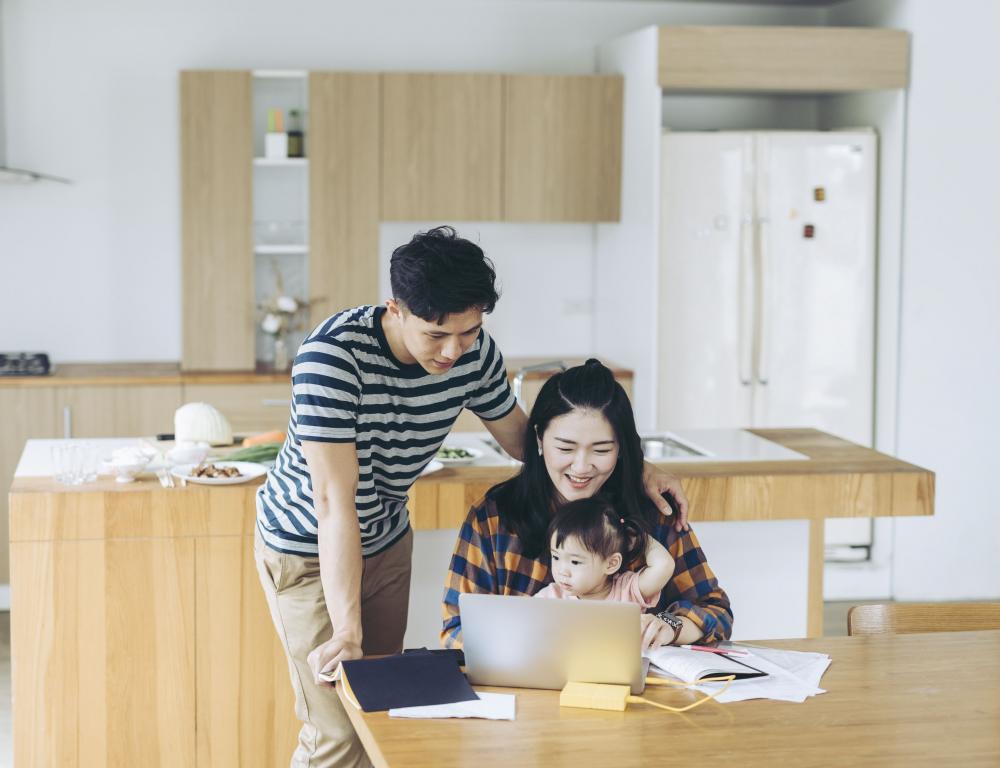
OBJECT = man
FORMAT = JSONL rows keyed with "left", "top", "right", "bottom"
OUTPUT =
{"left": 254, "top": 226, "right": 688, "bottom": 767}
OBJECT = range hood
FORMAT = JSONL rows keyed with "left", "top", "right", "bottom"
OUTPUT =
{"left": 0, "top": 165, "right": 71, "bottom": 184}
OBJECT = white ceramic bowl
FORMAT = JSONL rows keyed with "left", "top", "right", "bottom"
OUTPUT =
{"left": 105, "top": 456, "right": 151, "bottom": 483}
{"left": 167, "top": 442, "right": 211, "bottom": 465}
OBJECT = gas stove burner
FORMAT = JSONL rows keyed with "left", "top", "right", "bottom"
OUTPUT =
{"left": 0, "top": 352, "right": 51, "bottom": 376}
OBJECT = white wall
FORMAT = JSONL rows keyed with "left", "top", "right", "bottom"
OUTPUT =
{"left": 0, "top": 0, "right": 821, "bottom": 380}
{"left": 827, "top": 0, "right": 1000, "bottom": 600}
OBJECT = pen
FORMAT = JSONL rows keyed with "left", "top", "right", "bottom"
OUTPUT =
{"left": 680, "top": 644, "right": 749, "bottom": 657}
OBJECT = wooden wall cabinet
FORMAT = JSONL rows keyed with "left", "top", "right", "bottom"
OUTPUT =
{"left": 382, "top": 73, "right": 504, "bottom": 221}
{"left": 504, "top": 75, "right": 623, "bottom": 222}
{"left": 657, "top": 26, "right": 910, "bottom": 92}
{"left": 180, "top": 69, "right": 625, "bottom": 371}
{"left": 309, "top": 72, "right": 382, "bottom": 324}
{"left": 180, "top": 71, "right": 254, "bottom": 371}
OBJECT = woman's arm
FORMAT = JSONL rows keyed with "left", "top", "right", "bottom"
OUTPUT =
{"left": 656, "top": 526, "right": 733, "bottom": 644}
{"left": 636, "top": 535, "right": 675, "bottom": 603}
{"left": 441, "top": 504, "right": 499, "bottom": 649}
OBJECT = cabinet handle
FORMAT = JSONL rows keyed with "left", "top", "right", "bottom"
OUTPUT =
{"left": 63, "top": 406, "right": 72, "bottom": 439}
{"left": 261, "top": 399, "right": 290, "bottom": 407}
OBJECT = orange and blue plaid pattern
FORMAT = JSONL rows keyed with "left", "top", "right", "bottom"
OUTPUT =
{"left": 441, "top": 496, "right": 734, "bottom": 648}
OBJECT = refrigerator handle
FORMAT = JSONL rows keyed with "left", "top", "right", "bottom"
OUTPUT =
{"left": 738, "top": 215, "right": 754, "bottom": 386}
{"left": 756, "top": 216, "right": 771, "bottom": 386}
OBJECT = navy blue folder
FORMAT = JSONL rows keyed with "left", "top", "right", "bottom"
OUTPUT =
{"left": 340, "top": 650, "right": 479, "bottom": 712}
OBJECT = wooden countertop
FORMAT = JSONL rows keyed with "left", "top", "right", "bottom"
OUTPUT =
{"left": 9, "top": 429, "right": 933, "bottom": 536}
{"left": 0, "top": 362, "right": 290, "bottom": 387}
{"left": 0, "top": 357, "right": 630, "bottom": 388}
{"left": 407, "top": 428, "right": 934, "bottom": 527}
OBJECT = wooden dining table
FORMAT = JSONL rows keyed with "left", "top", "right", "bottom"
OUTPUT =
{"left": 338, "top": 630, "right": 1000, "bottom": 768}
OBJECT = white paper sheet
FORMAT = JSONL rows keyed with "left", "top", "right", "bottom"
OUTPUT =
{"left": 646, "top": 643, "right": 831, "bottom": 704}
{"left": 388, "top": 691, "right": 516, "bottom": 720}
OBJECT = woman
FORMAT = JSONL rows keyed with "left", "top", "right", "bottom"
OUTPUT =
{"left": 442, "top": 359, "right": 732, "bottom": 649}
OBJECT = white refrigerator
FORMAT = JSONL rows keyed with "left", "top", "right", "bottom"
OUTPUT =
{"left": 657, "top": 130, "right": 877, "bottom": 551}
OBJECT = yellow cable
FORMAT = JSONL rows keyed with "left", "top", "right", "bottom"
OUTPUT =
{"left": 628, "top": 675, "right": 735, "bottom": 713}
{"left": 644, "top": 674, "right": 734, "bottom": 687}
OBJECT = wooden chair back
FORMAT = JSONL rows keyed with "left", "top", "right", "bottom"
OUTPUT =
{"left": 847, "top": 602, "right": 1000, "bottom": 636}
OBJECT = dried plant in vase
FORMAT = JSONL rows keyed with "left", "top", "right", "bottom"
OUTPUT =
{"left": 258, "top": 262, "right": 311, "bottom": 372}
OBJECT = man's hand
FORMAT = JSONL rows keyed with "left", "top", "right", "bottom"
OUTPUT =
{"left": 307, "top": 633, "right": 363, "bottom": 687}
{"left": 642, "top": 463, "right": 690, "bottom": 532}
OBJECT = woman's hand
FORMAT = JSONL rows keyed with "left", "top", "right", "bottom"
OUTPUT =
{"left": 307, "top": 632, "right": 363, "bottom": 687}
{"left": 641, "top": 463, "right": 690, "bottom": 532}
{"left": 640, "top": 613, "right": 678, "bottom": 650}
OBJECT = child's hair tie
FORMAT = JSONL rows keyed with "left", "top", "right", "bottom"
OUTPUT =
{"left": 620, "top": 517, "right": 625, "bottom": 525}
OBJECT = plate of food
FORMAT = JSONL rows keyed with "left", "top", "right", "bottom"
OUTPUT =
{"left": 170, "top": 461, "right": 268, "bottom": 485}
{"left": 434, "top": 446, "right": 482, "bottom": 466}
{"left": 420, "top": 459, "right": 445, "bottom": 477}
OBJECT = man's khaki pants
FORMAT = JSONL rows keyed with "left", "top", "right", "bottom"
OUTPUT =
{"left": 255, "top": 528, "right": 414, "bottom": 768}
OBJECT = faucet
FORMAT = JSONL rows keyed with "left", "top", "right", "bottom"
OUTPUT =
{"left": 512, "top": 360, "right": 567, "bottom": 410}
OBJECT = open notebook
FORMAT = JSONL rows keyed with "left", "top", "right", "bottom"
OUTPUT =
{"left": 645, "top": 646, "right": 768, "bottom": 684}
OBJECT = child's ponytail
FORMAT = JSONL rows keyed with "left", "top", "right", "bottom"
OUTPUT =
{"left": 609, "top": 510, "right": 648, "bottom": 574}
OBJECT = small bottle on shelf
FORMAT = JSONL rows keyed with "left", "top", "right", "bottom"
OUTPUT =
{"left": 288, "top": 109, "right": 305, "bottom": 158}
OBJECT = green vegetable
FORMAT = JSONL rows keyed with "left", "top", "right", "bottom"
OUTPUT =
{"left": 436, "top": 446, "right": 474, "bottom": 460}
{"left": 224, "top": 443, "right": 282, "bottom": 464}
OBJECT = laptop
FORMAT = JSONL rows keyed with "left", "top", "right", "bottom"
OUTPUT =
{"left": 459, "top": 593, "right": 647, "bottom": 694}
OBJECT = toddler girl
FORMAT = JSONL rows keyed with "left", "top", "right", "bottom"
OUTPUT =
{"left": 534, "top": 497, "right": 674, "bottom": 607}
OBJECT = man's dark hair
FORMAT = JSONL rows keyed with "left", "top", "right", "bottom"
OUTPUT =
{"left": 389, "top": 226, "right": 500, "bottom": 323}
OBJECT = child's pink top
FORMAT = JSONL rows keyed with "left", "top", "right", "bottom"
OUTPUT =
{"left": 533, "top": 570, "right": 658, "bottom": 608}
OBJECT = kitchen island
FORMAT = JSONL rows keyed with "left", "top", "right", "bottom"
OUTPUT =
{"left": 8, "top": 428, "right": 932, "bottom": 767}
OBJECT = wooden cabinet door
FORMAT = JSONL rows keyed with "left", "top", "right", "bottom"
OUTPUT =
{"left": 180, "top": 70, "right": 254, "bottom": 371}
{"left": 61, "top": 384, "right": 182, "bottom": 438}
{"left": 382, "top": 73, "right": 503, "bottom": 221}
{"left": 0, "top": 387, "right": 62, "bottom": 585}
{"left": 195, "top": 536, "right": 298, "bottom": 767}
{"left": 182, "top": 382, "right": 292, "bottom": 435}
{"left": 504, "top": 75, "right": 623, "bottom": 222}
{"left": 309, "top": 72, "right": 381, "bottom": 322}
{"left": 11, "top": 538, "right": 196, "bottom": 767}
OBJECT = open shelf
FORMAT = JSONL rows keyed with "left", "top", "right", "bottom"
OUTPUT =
{"left": 252, "top": 69, "right": 307, "bottom": 80}
{"left": 253, "top": 157, "right": 307, "bottom": 167}
{"left": 254, "top": 244, "right": 308, "bottom": 255}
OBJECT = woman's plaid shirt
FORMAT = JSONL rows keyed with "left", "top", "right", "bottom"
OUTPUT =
{"left": 441, "top": 495, "right": 734, "bottom": 648}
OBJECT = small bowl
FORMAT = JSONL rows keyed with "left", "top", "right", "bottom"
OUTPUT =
{"left": 105, "top": 456, "right": 151, "bottom": 483}
{"left": 167, "top": 442, "right": 211, "bottom": 465}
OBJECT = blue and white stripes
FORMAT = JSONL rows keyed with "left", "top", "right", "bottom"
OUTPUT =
{"left": 256, "top": 305, "right": 515, "bottom": 557}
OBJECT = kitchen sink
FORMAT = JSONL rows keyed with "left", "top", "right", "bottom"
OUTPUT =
{"left": 640, "top": 434, "right": 707, "bottom": 460}
{"left": 470, "top": 429, "right": 806, "bottom": 464}
{"left": 477, "top": 432, "right": 708, "bottom": 462}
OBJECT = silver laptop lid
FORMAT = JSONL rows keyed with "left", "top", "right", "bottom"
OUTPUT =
{"left": 459, "top": 593, "right": 644, "bottom": 693}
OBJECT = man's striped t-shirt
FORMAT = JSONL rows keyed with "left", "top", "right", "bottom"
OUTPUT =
{"left": 256, "top": 305, "right": 517, "bottom": 557}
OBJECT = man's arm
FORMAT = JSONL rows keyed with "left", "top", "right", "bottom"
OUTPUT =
{"left": 301, "top": 440, "right": 364, "bottom": 684}
{"left": 480, "top": 406, "right": 528, "bottom": 461}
